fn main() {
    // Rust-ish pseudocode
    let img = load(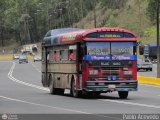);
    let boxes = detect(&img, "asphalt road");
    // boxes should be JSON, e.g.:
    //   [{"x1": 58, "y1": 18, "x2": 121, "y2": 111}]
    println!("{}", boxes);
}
[
  {"x1": 0, "y1": 60, "x2": 160, "y2": 119},
  {"x1": 138, "y1": 63, "x2": 157, "y2": 77}
]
